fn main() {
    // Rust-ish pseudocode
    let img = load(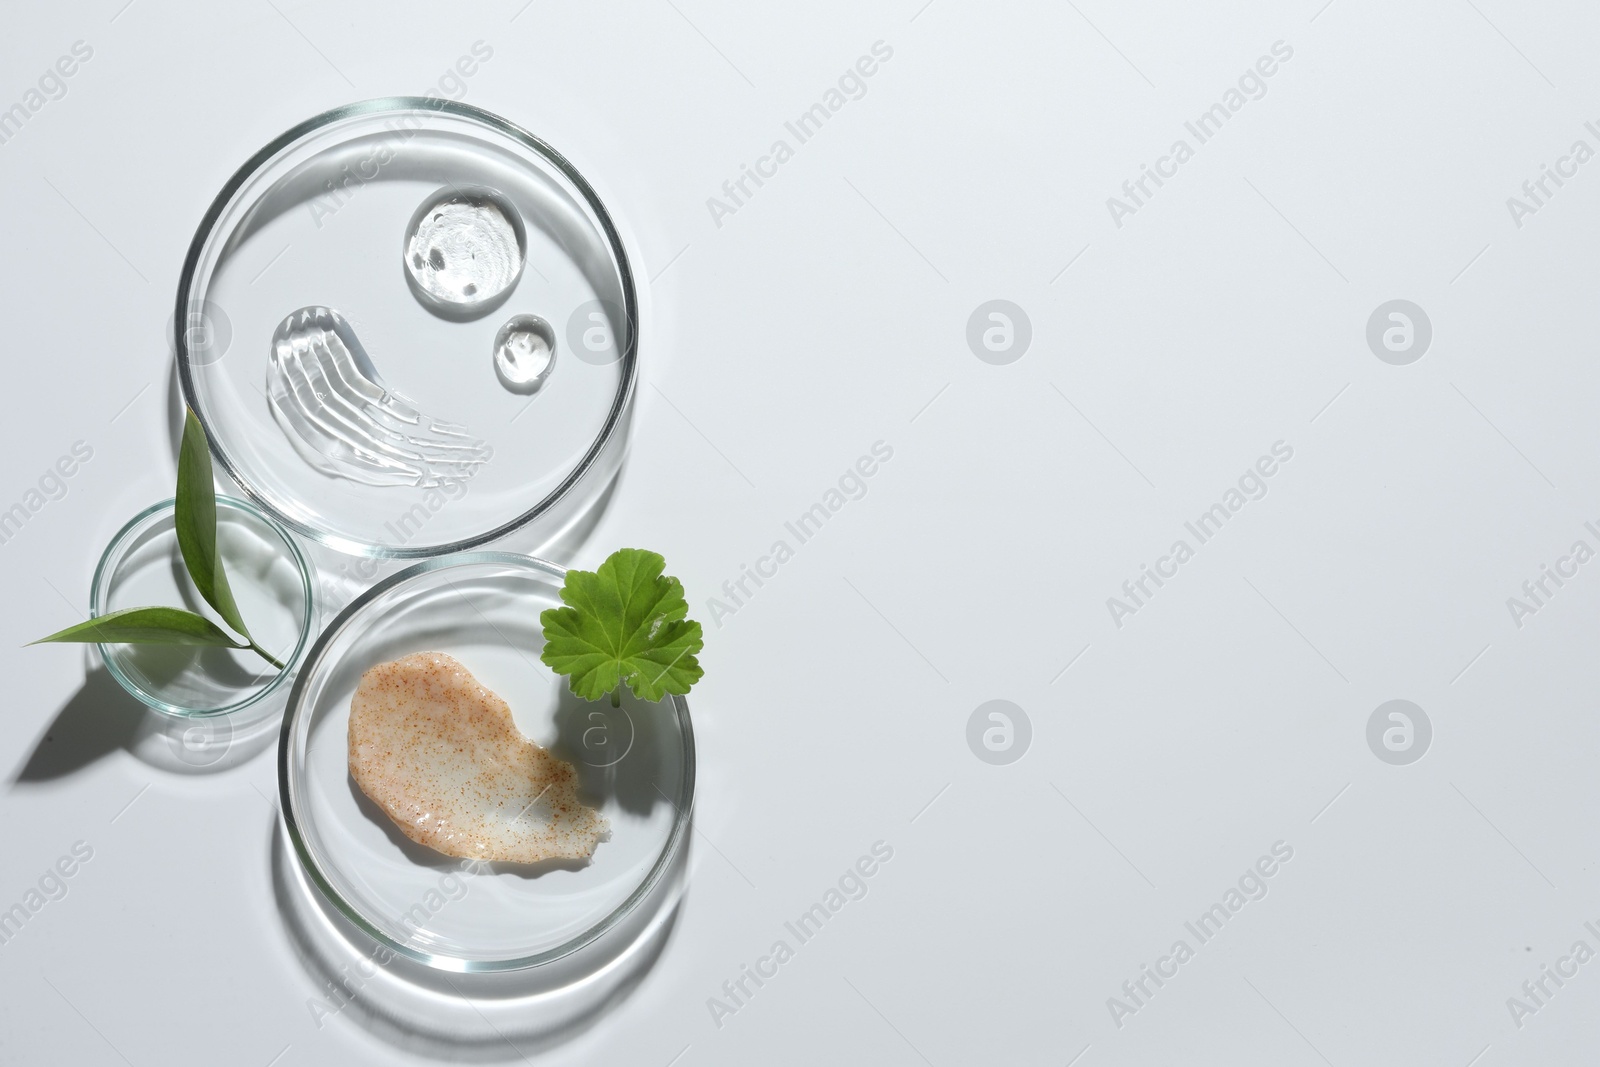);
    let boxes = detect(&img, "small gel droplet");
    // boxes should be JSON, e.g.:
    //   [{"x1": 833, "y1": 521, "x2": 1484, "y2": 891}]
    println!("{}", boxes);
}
[{"x1": 493, "y1": 314, "x2": 557, "y2": 394}]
